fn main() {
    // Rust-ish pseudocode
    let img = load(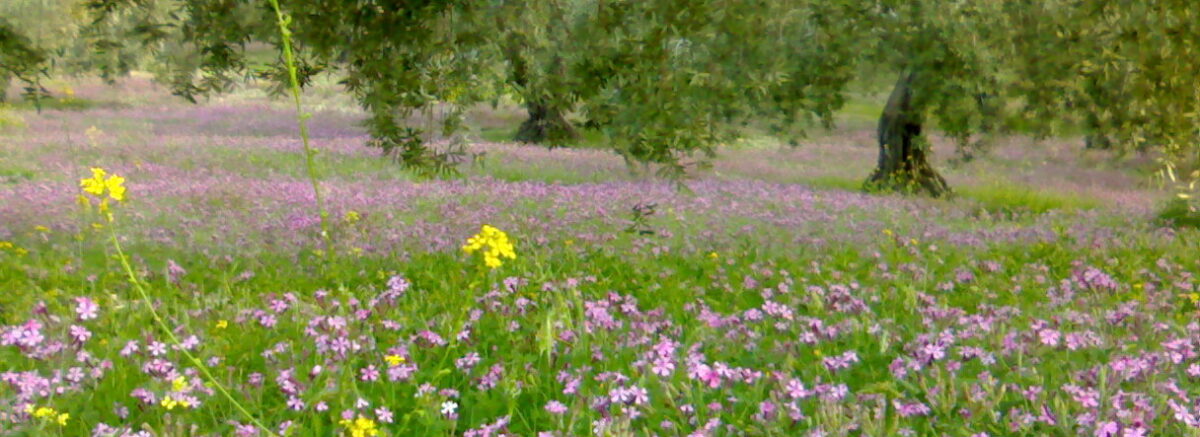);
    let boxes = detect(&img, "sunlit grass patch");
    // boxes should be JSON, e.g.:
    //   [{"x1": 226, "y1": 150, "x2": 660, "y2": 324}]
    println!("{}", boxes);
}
[{"x1": 956, "y1": 181, "x2": 1101, "y2": 216}]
